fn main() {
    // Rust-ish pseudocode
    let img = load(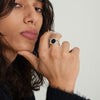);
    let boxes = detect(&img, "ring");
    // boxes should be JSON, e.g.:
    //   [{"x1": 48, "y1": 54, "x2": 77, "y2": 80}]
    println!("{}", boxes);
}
[{"x1": 49, "y1": 38, "x2": 60, "y2": 45}]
